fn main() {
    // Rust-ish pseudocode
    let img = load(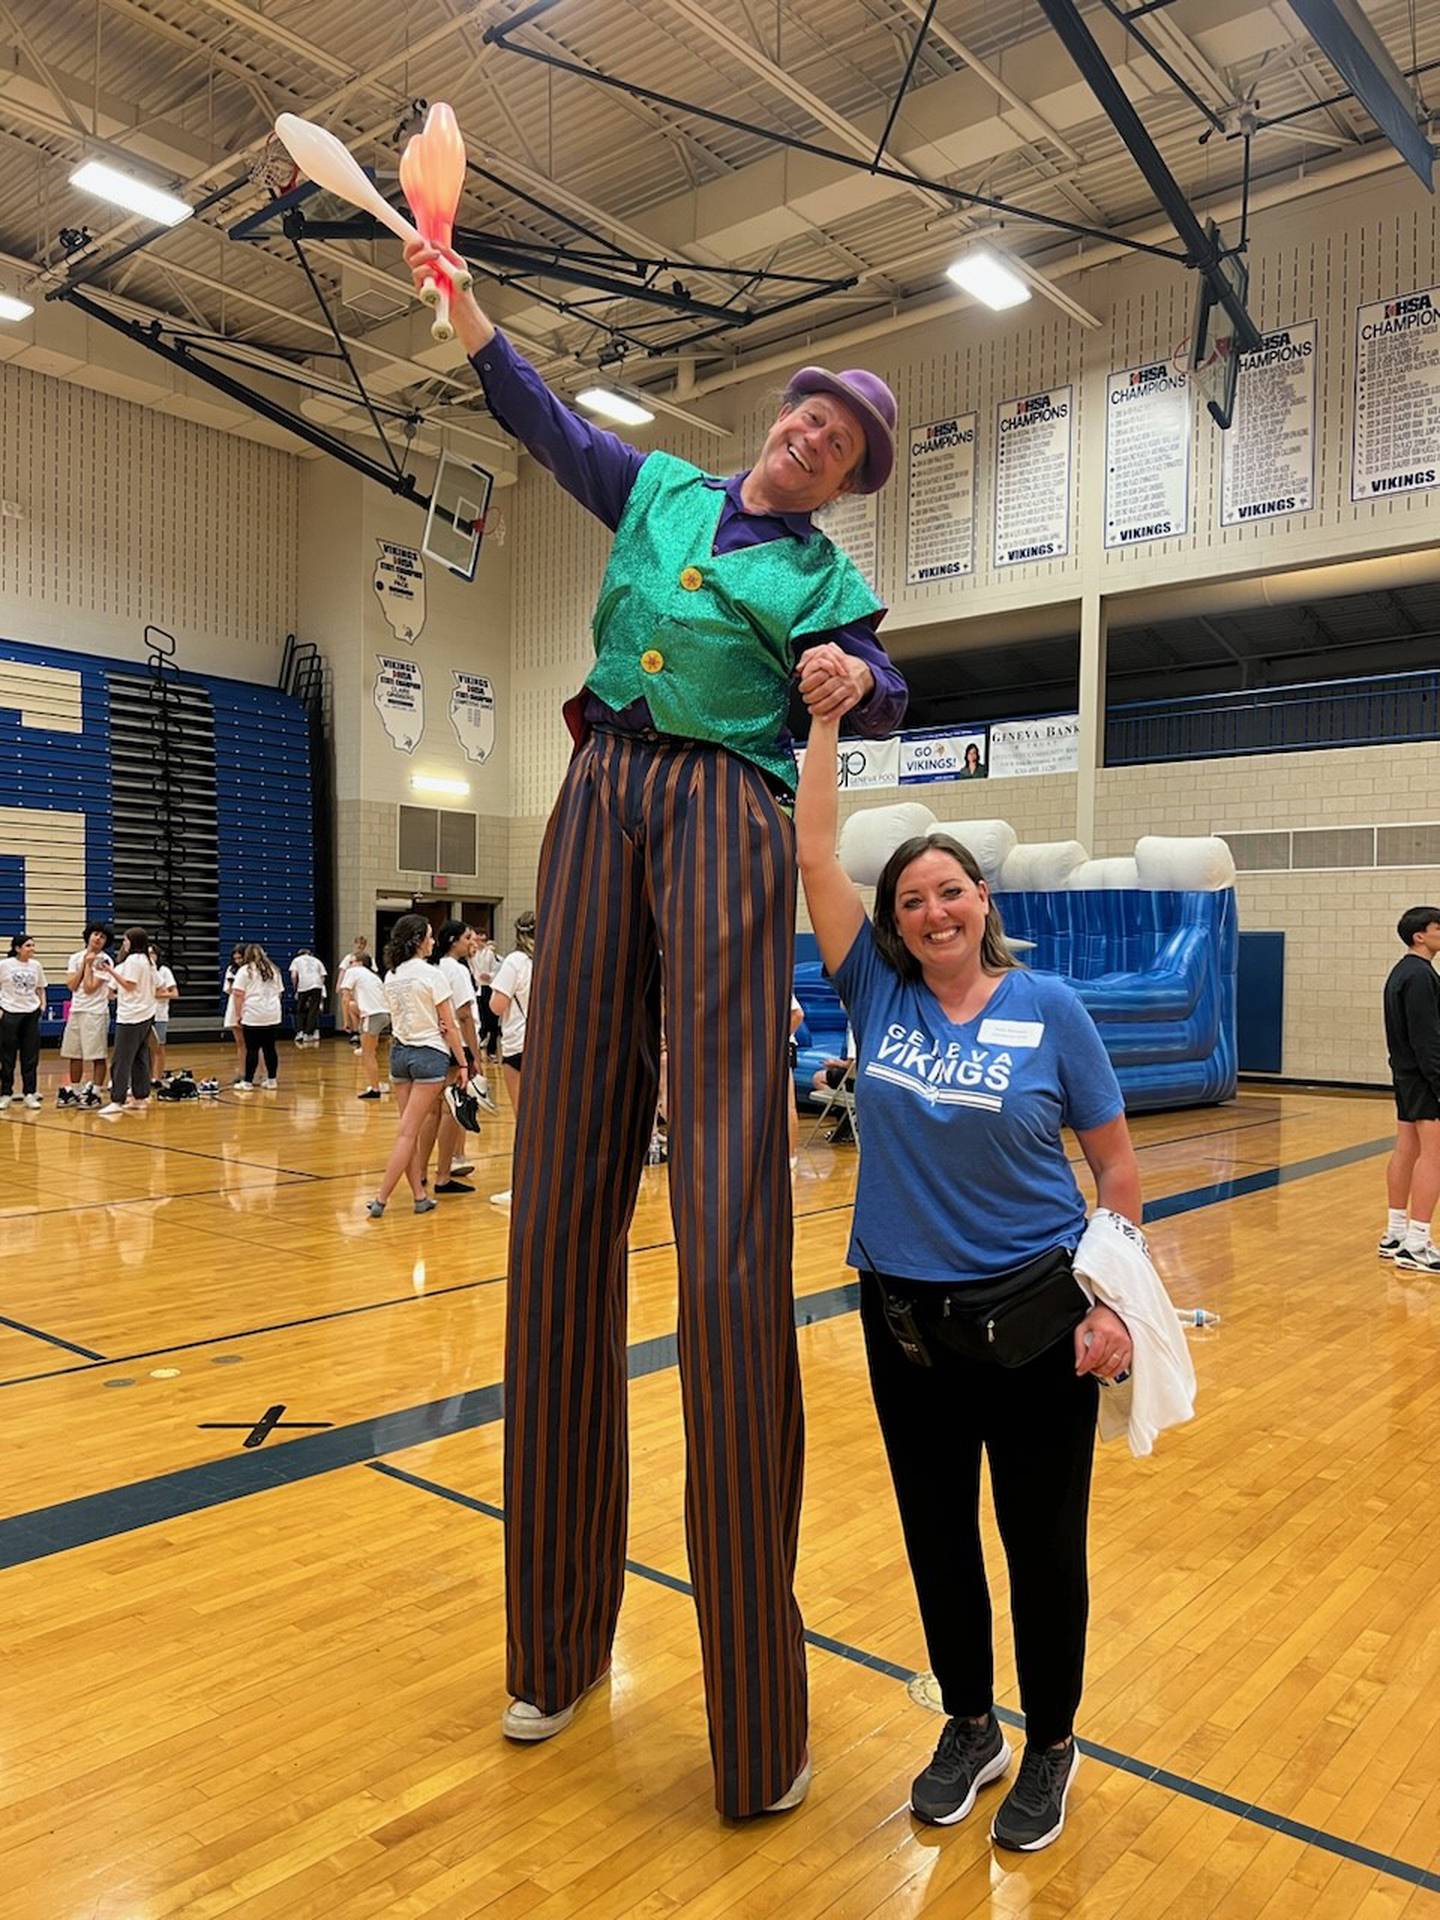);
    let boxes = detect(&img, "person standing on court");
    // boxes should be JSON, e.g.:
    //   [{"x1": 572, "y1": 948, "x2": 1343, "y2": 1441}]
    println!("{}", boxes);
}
[
  {"x1": 289, "y1": 945, "x2": 327, "y2": 1049},
  {"x1": 0, "y1": 934, "x2": 47, "y2": 1110},
  {"x1": 1380, "y1": 906, "x2": 1440, "y2": 1273},
  {"x1": 486, "y1": 910, "x2": 535, "y2": 1211},
  {"x1": 58, "y1": 923, "x2": 111, "y2": 1106},
  {"x1": 231, "y1": 944, "x2": 284, "y2": 1091},
  {"x1": 470, "y1": 929, "x2": 502, "y2": 1062},
  {"x1": 403, "y1": 238, "x2": 904, "y2": 1818},
  {"x1": 795, "y1": 701, "x2": 1140, "y2": 1851},
  {"x1": 98, "y1": 927, "x2": 157, "y2": 1115}
]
